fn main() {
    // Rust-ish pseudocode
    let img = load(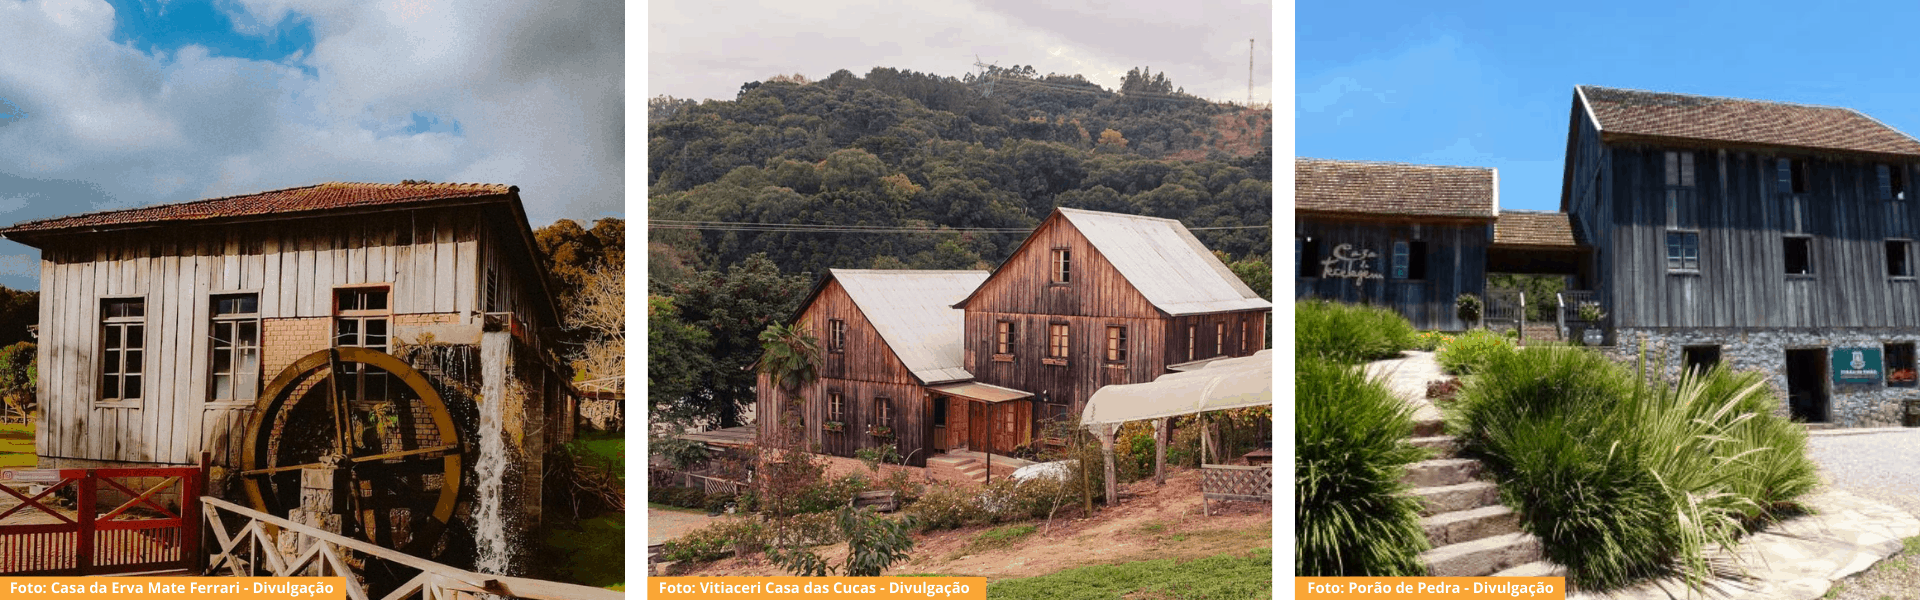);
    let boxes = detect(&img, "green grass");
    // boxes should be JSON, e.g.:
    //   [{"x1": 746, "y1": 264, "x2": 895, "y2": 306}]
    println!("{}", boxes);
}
[
  {"x1": 0, "y1": 422, "x2": 32, "y2": 468},
  {"x1": 1296, "y1": 300, "x2": 1416, "y2": 364},
  {"x1": 1295, "y1": 355, "x2": 1428, "y2": 576},
  {"x1": 573, "y1": 429, "x2": 624, "y2": 471},
  {"x1": 535, "y1": 513, "x2": 624, "y2": 590},
  {"x1": 985, "y1": 549, "x2": 1271, "y2": 600}
]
